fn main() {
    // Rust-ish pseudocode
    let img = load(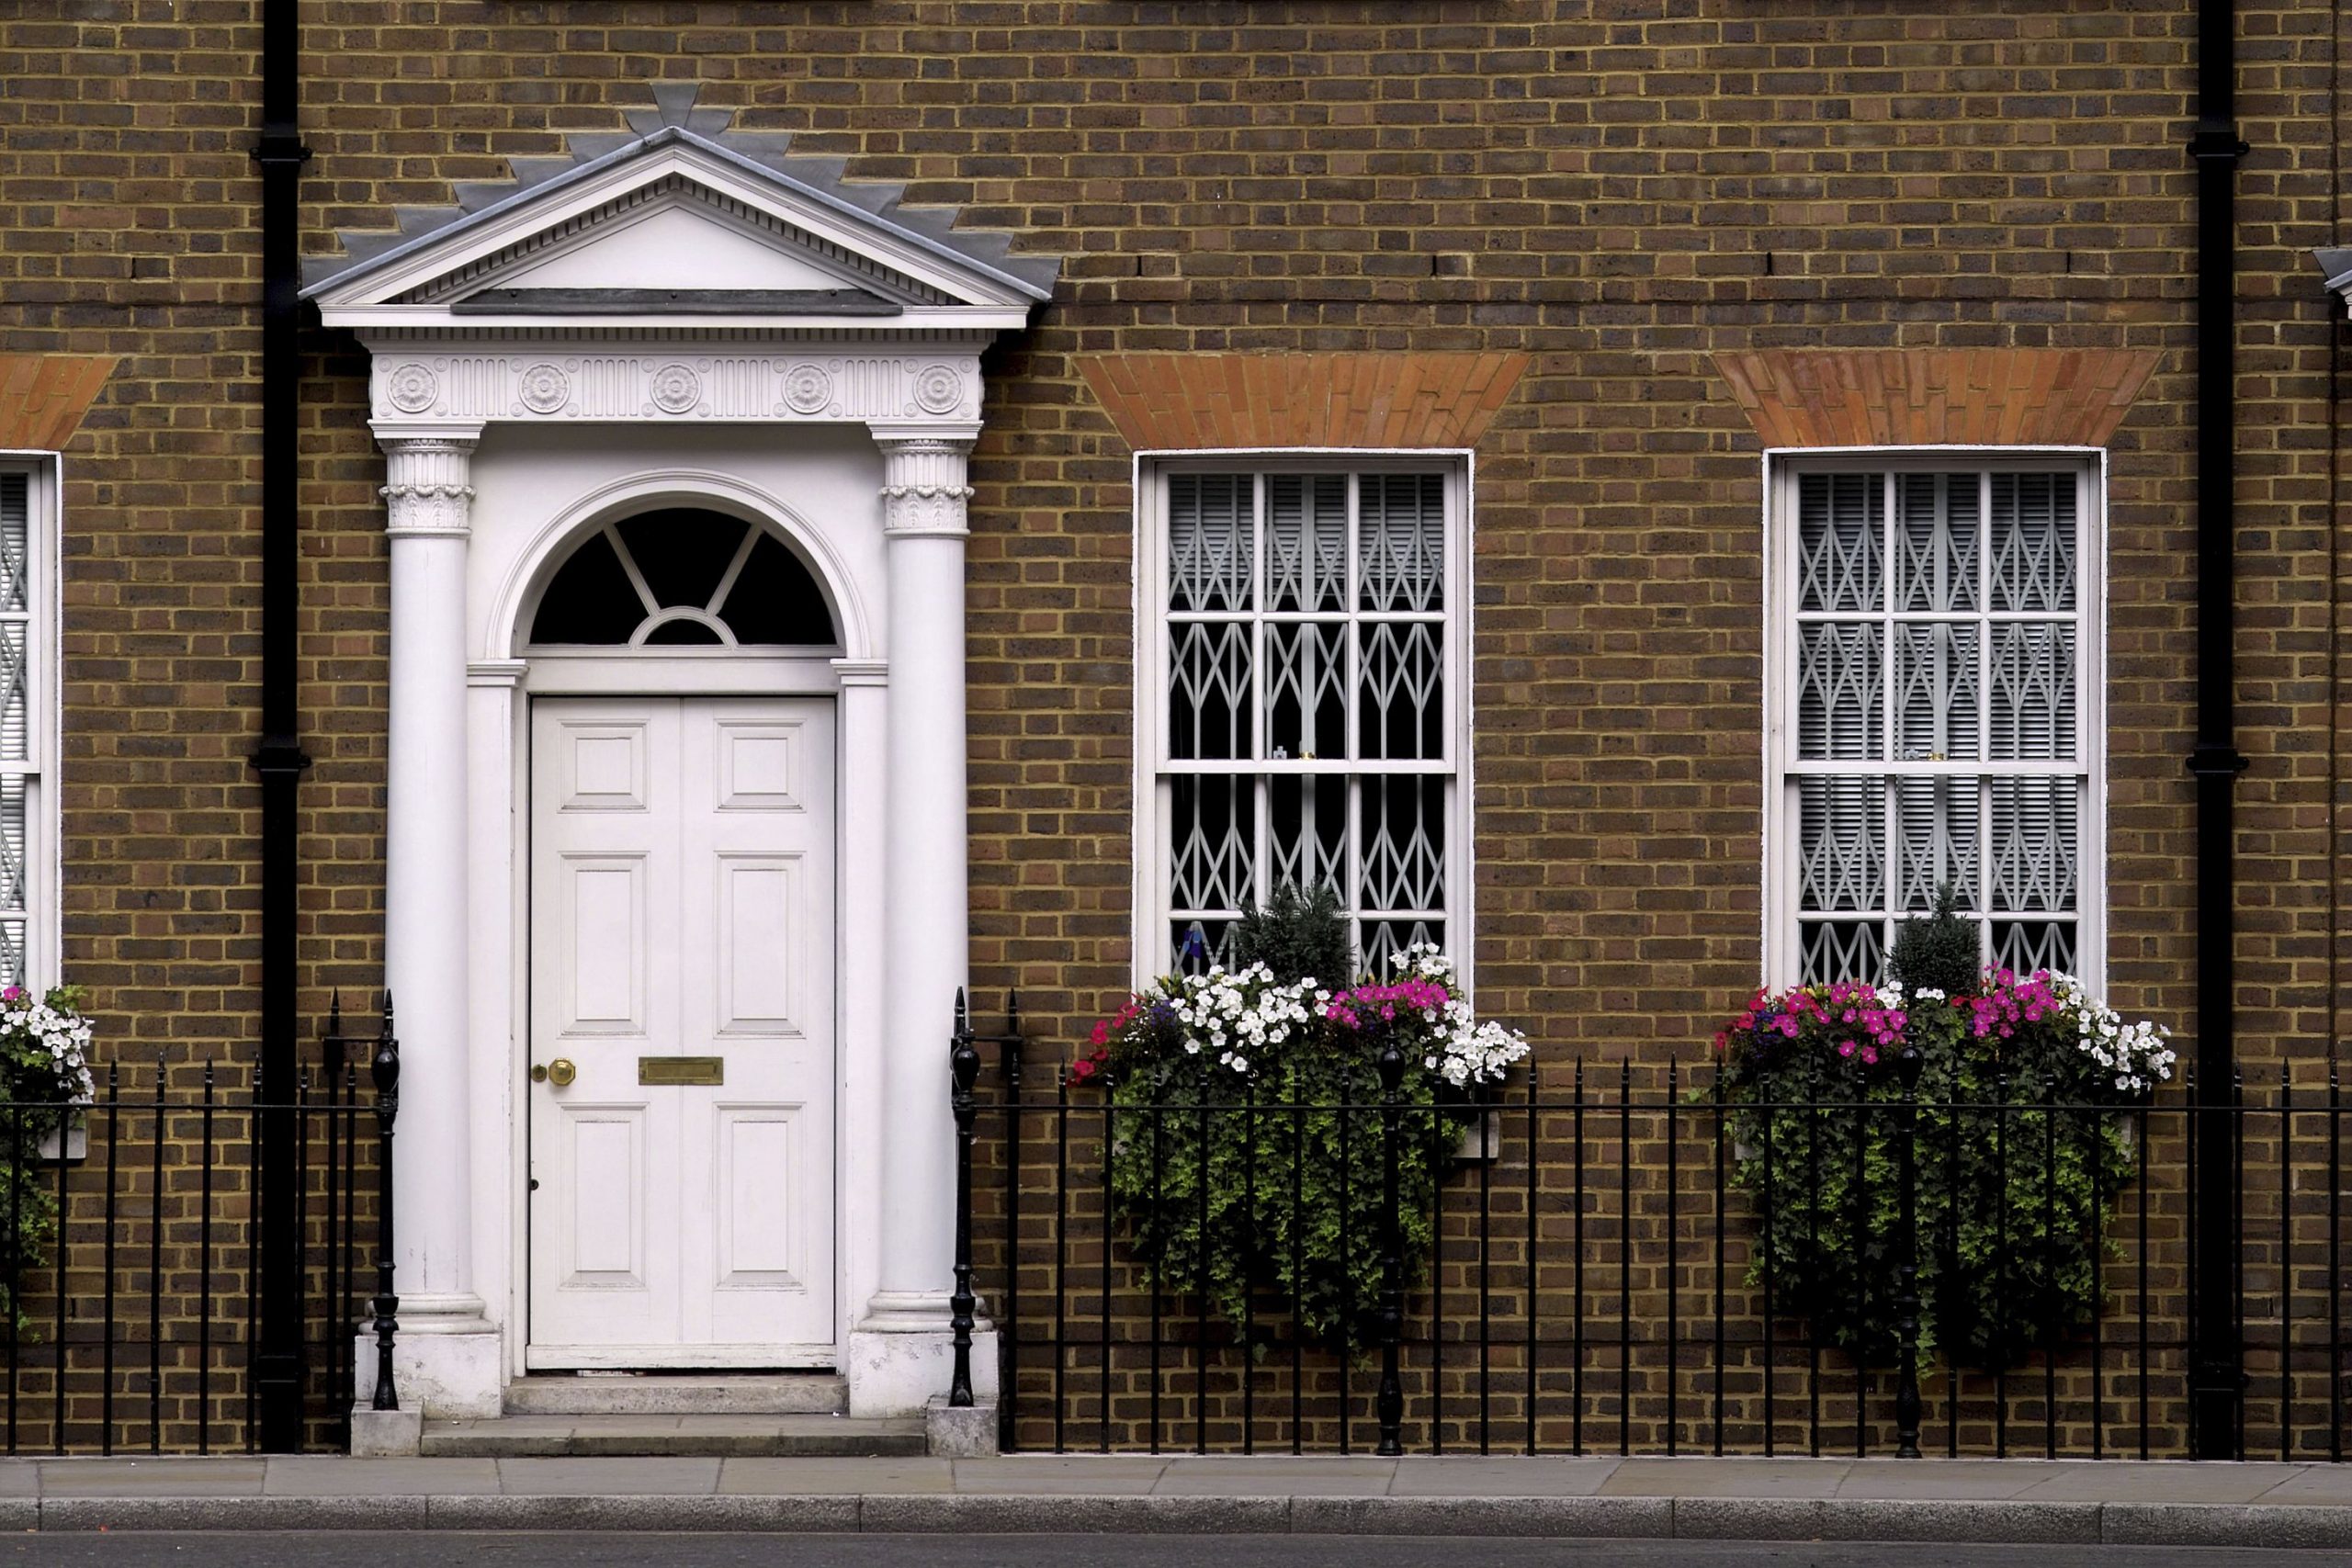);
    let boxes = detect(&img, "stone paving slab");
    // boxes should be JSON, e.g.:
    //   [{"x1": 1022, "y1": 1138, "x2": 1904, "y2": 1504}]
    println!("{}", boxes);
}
[
  {"x1": 716, "y1": 1457, "x2": 954, "y2": 1495},
  {"x1": 262, "y1": 1457, "x2": 503, "y2": 1496},
  {"x1": 1602, "y1": 1456, "x2": 1849, "y2": 1497}
]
